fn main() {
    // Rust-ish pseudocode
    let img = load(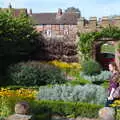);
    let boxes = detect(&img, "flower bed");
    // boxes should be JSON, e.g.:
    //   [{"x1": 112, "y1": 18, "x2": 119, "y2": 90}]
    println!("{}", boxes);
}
[
  {"x1": 0, "y1": 88, "x2": 37, "y2": 99},
  {"x1": 0, "y1": 88, "x2": 37, "y2": 117}
]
